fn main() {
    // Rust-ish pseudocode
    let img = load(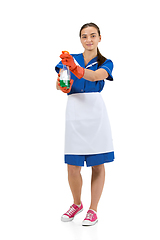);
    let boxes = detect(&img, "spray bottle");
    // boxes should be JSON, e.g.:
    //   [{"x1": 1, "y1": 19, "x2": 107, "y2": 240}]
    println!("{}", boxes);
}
[{"x1": 60, "y1": 51, "x2": 71, "y2": 89}]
